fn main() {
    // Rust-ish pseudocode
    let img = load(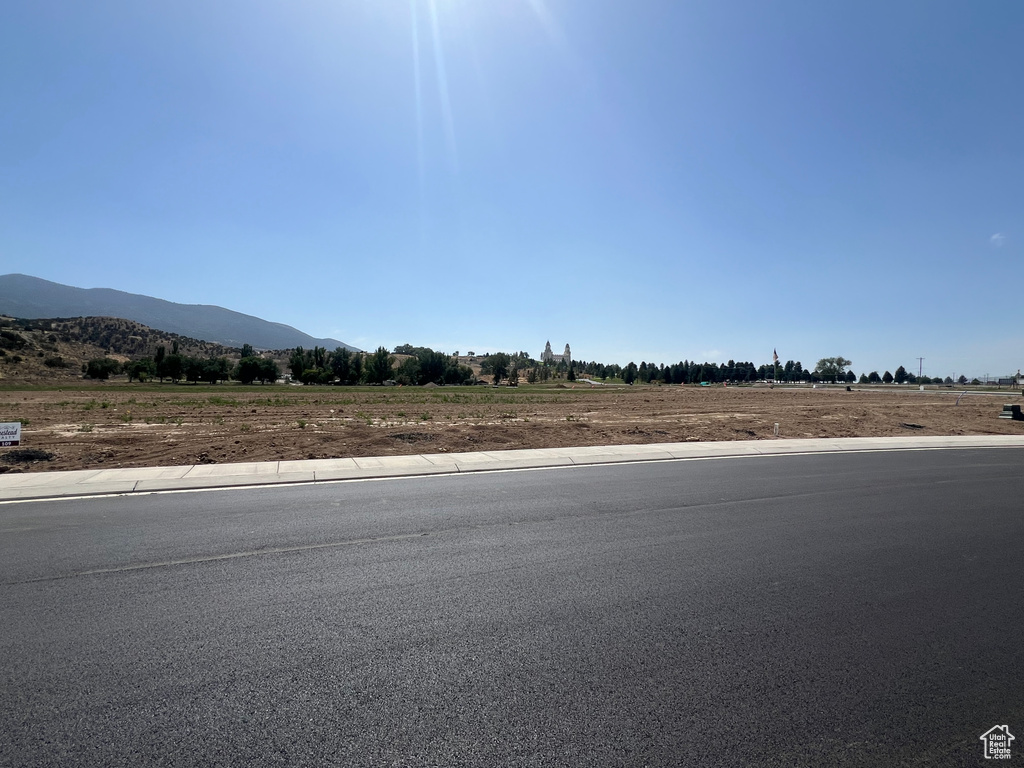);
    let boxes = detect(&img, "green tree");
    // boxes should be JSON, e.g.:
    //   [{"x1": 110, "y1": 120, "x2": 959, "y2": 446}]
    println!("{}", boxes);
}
[
  {"x1": 623, "y1": 362, "x2": 638, "y2": 385},
  {"x1": 203, "y1": 357, "x2": 231, "y2": 384},
  {"x1": 416, "y1": 349, "x2": 449, "y2": 385},
  {"x1": 365, "y1": 346, "x2": 394, "y2": 384},
  {"x1": 126, "y1": 358, "x2": 156, "y2": 382},
  {"x1": 85, "y1": 358, "x2": 121, "y2": 380},
  {"x1": 894, "y1": 365, "x2": 909, "y2": 384},
  {"x1": 442, "y1": 360, "x2": 474, "y2": 385},
  {"x1": 154, "y1": 345, "x2": 167, "y2": 382},
  {"x1": 312, "y1": 346, "x2": 327, "y2": 369},
  {"x1": 883, "y1": 370, "x2": 894, "y2": 384},
  {"x1": 486, "y1": 352, "x2": 511, "y2": 385},
  {"x1": 289, "y1": 347, "x2": 307, "y2": 379},
  {"x1": 160, "y1": 353, "x2": 184, "y2": 382},
  {"x1": 183, "y1": 357, "x2": 205, "y2": 383},
  {"x1": 241, "y1": 343, "x2": 255, "y2": 358},
  {"x1": 235, "y1": 356, "x2": 264, "y2": 384},
  {"x1": 814, "y1": 357, "x2": 852, "y2": 383},
  {"x1": 258, "y1": 358, "x2": 279, "y2": 383},
  {"x1": 395, "y1": 356, "x2": 420, "y2": 386},
  {"x1": 330, "y1": 348, "x2": 351, "y2": 383}
]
